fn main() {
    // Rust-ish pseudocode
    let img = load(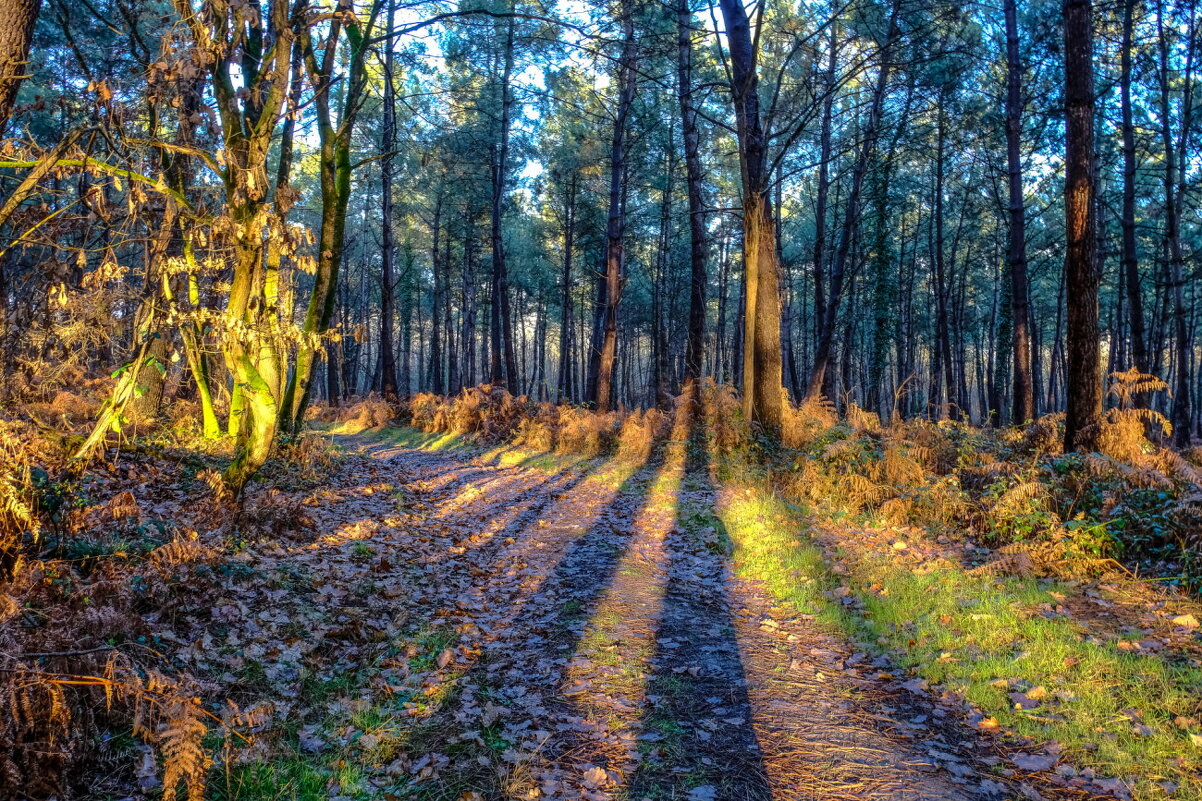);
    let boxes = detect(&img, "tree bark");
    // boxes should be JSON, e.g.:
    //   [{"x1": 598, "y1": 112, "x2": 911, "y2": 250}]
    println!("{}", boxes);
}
[
  {"x1": 1063, "y1": 0, "x2": 1102, "y2": 452},
  {"x1": 594, "y1": 4, "x2": 637, "y2": 413},
  {"x1": 1119, "y1": 0, "x2": 1148, "y2": 379},
  {"x1": 1005, "y1": 0, "x2": 1035, "y2": 424},
  {"x1": 719, "y1": 0, "x2": 783, "y2": 434},
  {"x1": 678, "y1": 0, "x2": 708, "y2": 403},
  {"x1": 0, "y1": 0, "x2": 40, "y2": 138}
]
